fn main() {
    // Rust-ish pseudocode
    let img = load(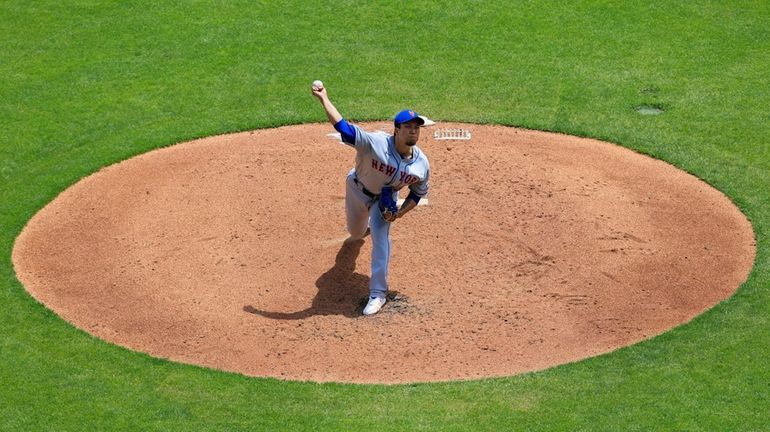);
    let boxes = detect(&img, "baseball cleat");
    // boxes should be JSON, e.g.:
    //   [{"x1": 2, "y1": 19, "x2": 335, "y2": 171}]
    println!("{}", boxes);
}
[{"x1": 363, "y1": 296, "x2": 386, "y2": 315}]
